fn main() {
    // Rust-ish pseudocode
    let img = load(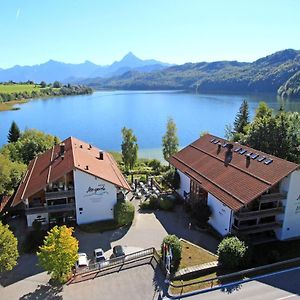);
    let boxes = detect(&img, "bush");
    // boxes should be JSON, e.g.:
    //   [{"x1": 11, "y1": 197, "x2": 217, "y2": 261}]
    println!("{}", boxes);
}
[
  {"x1": 162, "y1": 168, "x2": 180, "y2": 190},
  {"x1": 148, "y1": 159, "x2": 162, "y2": 174},
  {"x1": 217, "y1": 236, "x2": 248, "y2": 269},
  {"x1": 114, "y1": 201, "x2": 135, "y2": 226},
  {"x1": 139, "y1": 175, "x2": 147, "y2": 183},
  {"x1": 149, "y1": 194, "x2": 159, "y2": 208},
  {"x1": 159, "y1": 197, "x2": 175, "y2": 211},
  {"x1": 161, "y1": 235, "x2": 182, "y2": 271}
]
